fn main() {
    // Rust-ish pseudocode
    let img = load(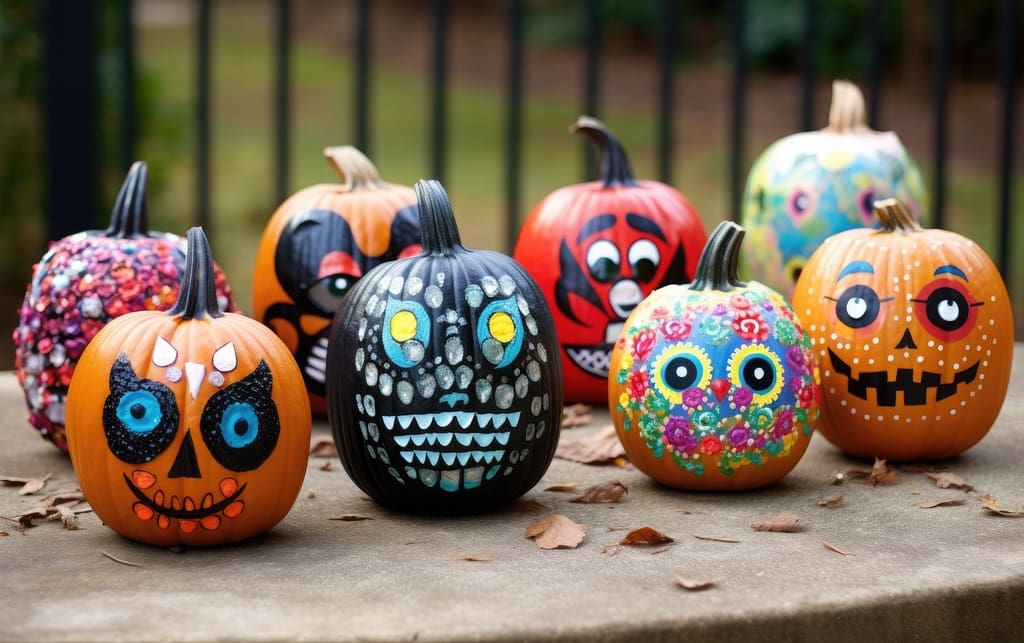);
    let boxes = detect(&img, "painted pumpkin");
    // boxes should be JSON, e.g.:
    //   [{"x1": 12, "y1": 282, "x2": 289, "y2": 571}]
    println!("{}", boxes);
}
[
  {"x1": 327, "y1": 179, "x2": 563, "y2": 515},
  {"x1": 610, "y1": 221, "x2": 820, "y2": 490},
  {"x1": 65, "y1": 227, "x2": 311, "y2": 547},
  {"x1": 792, "y1": 199, "x2": 1013, "y2": 460},
  {"x1": 13, "y1": 162, "x2": 235, "y2": 452},
  {"x1": 514, "y1": 116, "x2": 707, "y2": 404},
  {"x1": 741, "y1": 80, "x2": 928, "y2": 298},
  {"x1": 253, "y1": 146, "x2": 422, "y2": 415}
]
